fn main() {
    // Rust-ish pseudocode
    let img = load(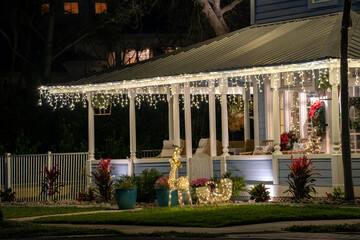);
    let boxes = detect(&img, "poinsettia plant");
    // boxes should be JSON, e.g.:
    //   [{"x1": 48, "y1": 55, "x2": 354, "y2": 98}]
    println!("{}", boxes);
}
[
  {"x1": 154, "y1": 176, "x2": 169, "y2": 189},
  {"x1": 280, "y1": 131, "x2": 298, "y2": 151},
  {"x1": 309, "y1": 100, "x2": 326, "y2": 138}
]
